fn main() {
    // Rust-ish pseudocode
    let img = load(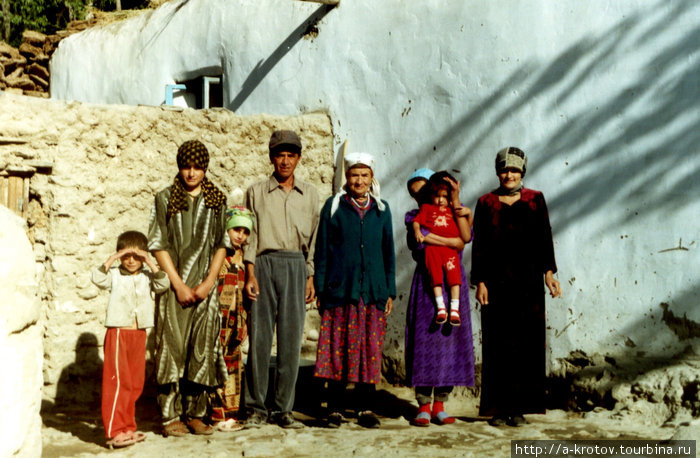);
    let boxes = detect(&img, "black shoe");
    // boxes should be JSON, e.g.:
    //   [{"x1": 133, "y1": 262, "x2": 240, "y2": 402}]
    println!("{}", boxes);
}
[
  {"x1": 487, "y1": 415, "x2": 508, "y2": 427},
  {"x1": 357, "y1": 411, "x2": 381, "y2": 429},
  {"x1": 507, "y1": 415, "x2": 528, "y2": 427},
  {"x1": 326, "y1": 412, "x2": 343, "y2": 428},
  {"x1": 244, "y1": 411, "x2": 267, "y2": 429},
  {"x1": 275, "y1": 412, "x2": 304, "y2": 429}
]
